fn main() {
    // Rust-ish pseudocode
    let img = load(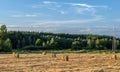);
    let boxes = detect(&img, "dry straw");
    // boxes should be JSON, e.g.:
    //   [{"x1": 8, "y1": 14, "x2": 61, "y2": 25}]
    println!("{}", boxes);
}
[{"x1": 91, "y1": 69, "x2": 104, "y2": 72}]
